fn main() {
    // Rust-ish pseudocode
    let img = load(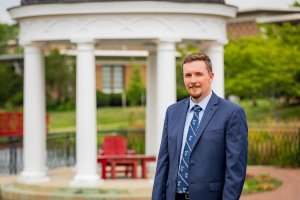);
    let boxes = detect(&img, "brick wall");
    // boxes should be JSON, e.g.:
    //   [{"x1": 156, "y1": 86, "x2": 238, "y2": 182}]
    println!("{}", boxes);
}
[{"x1": 227, "y1": 20, "x2": 260, "y2": 40}]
